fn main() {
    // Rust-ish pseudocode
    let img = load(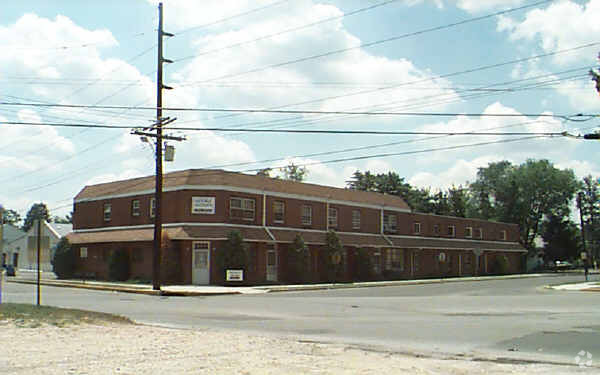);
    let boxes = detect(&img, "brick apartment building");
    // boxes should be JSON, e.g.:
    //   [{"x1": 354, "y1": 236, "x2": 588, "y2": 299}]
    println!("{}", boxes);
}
[{"x1": 67, "y1": 169, "x2": 526, "y2": 285}]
